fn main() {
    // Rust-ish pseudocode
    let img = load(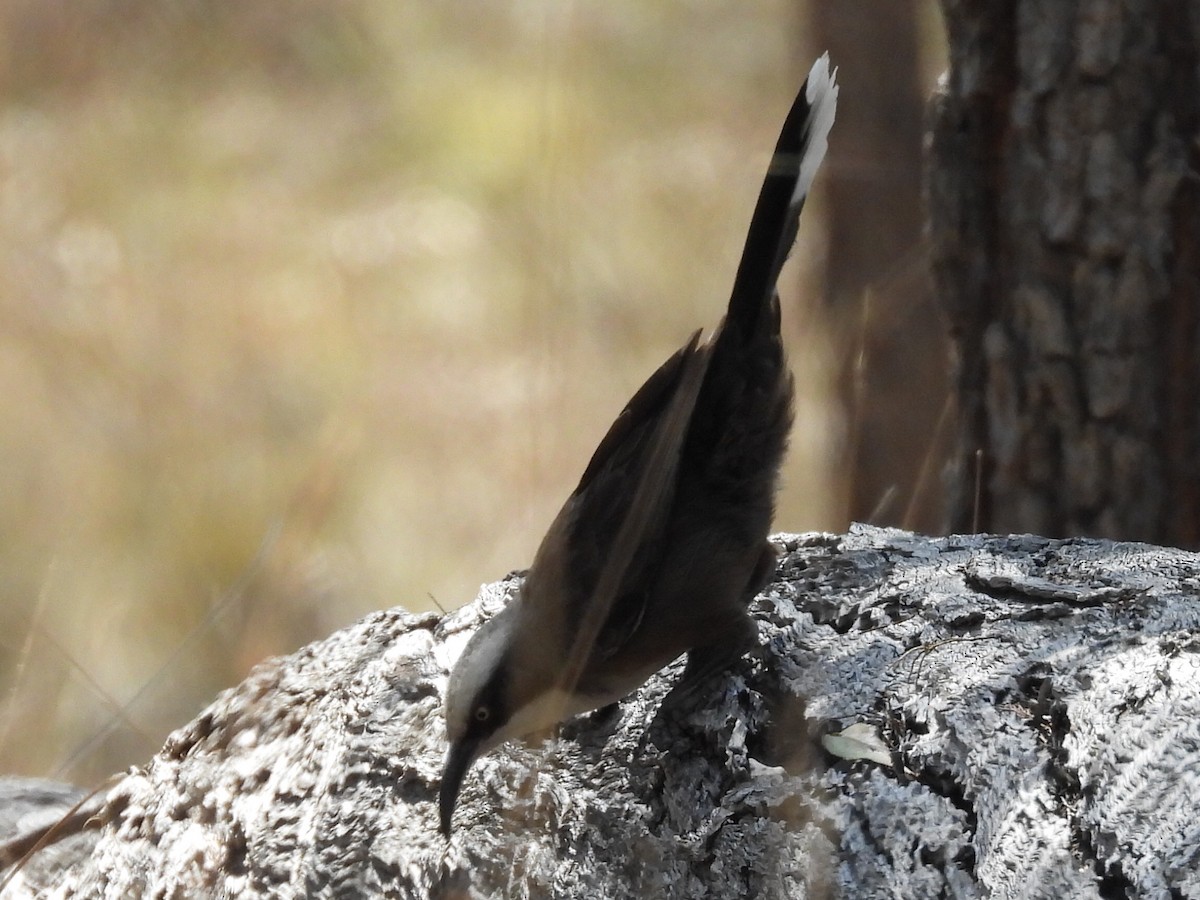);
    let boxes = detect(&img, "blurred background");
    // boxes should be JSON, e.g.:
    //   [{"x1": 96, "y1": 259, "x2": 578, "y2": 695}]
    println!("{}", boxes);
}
[{"x1": 0, "y1": 2, "x2": 946, "y2": 785}]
